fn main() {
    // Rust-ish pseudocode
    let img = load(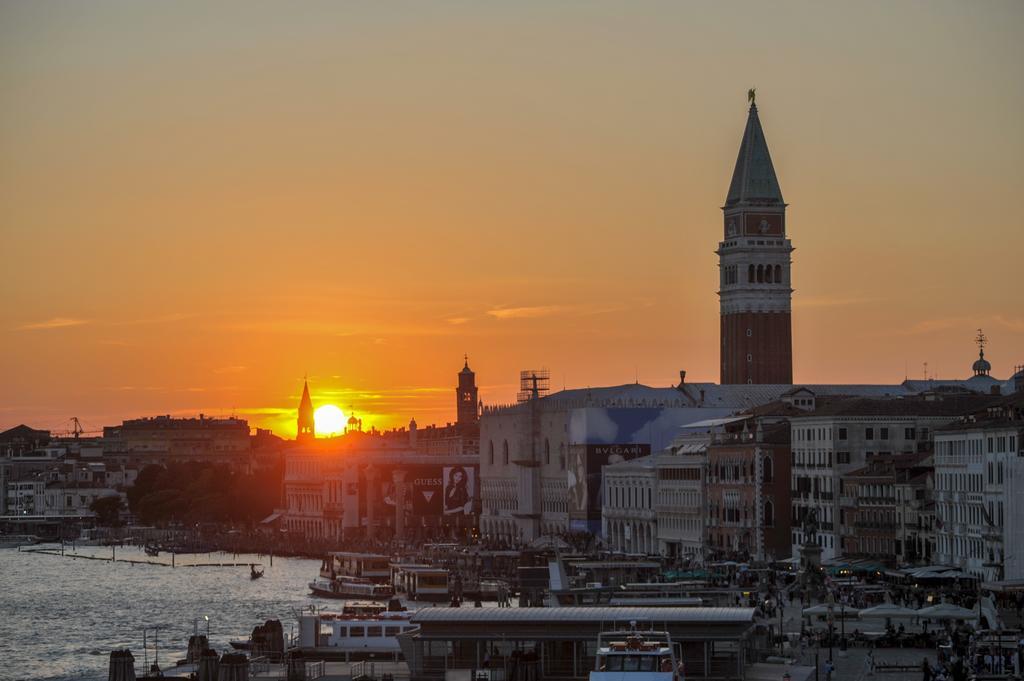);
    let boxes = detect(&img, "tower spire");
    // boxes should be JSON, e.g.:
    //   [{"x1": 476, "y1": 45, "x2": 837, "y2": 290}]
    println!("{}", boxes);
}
[
  {"x1": 297, "y1": 377, "x2": 315, "y2": 441},
  {"x1": 725, "y1": 94, "x2": 784, "y2": 208}
]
